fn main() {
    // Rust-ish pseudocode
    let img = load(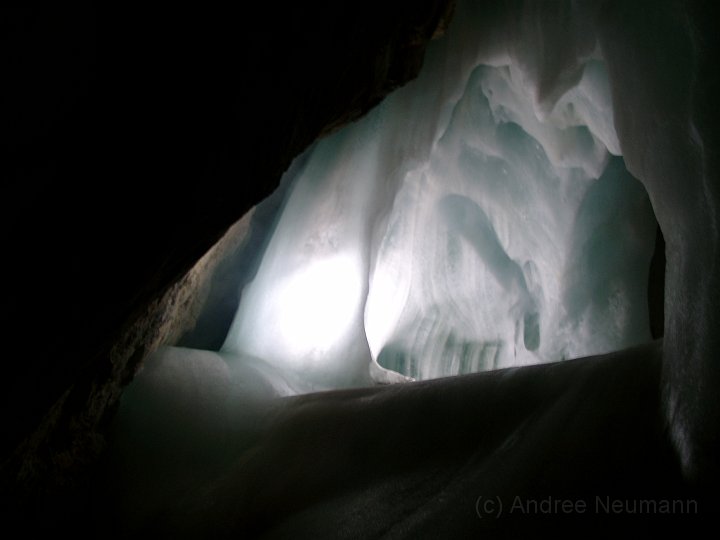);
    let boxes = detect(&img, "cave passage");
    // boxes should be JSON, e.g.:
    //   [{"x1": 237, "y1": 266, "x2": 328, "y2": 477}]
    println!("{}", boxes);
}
[{"x1": 210, "y1": 3, "x2": 657, "y2": 393}]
